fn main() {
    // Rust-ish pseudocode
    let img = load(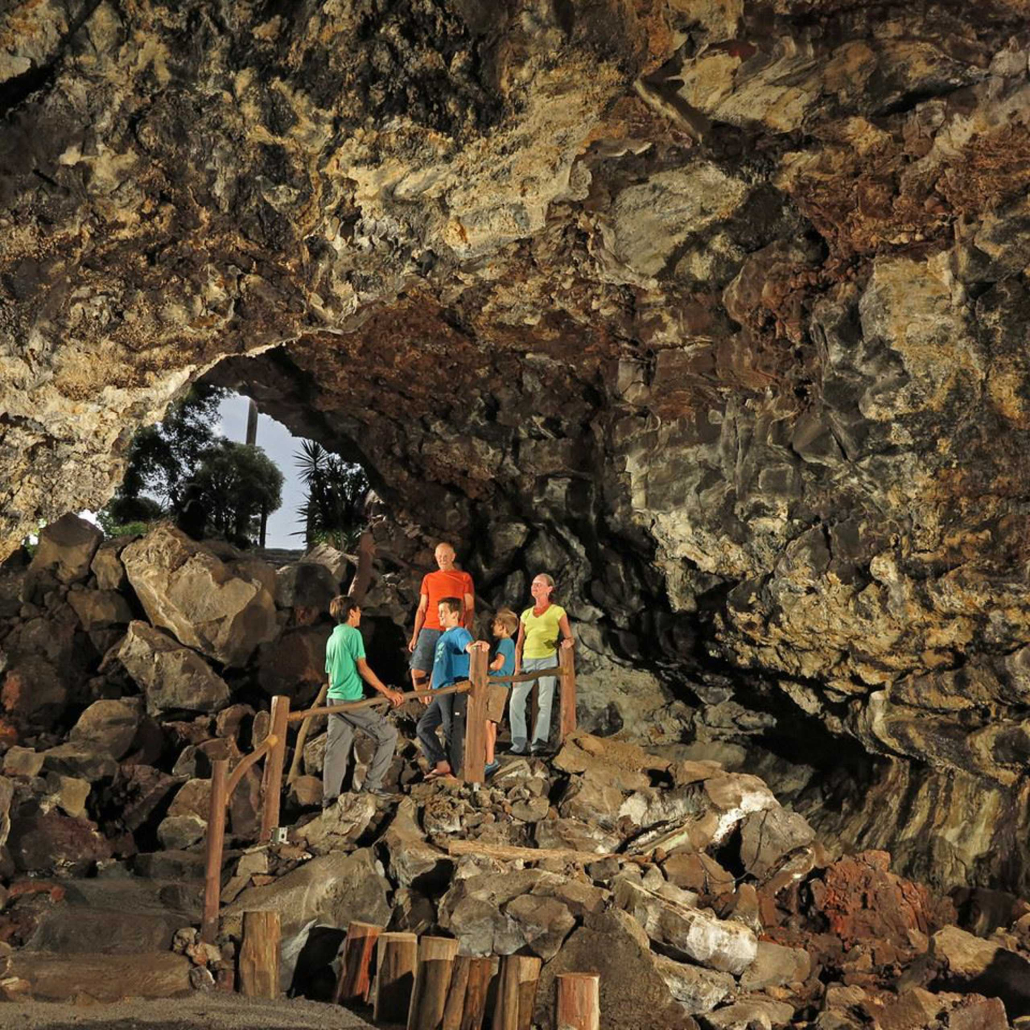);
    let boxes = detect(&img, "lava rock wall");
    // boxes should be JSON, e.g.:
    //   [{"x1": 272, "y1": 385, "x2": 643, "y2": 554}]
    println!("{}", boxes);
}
[{"x1": 5, "y1": 1, "x2": 1030, "y2": 885}]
